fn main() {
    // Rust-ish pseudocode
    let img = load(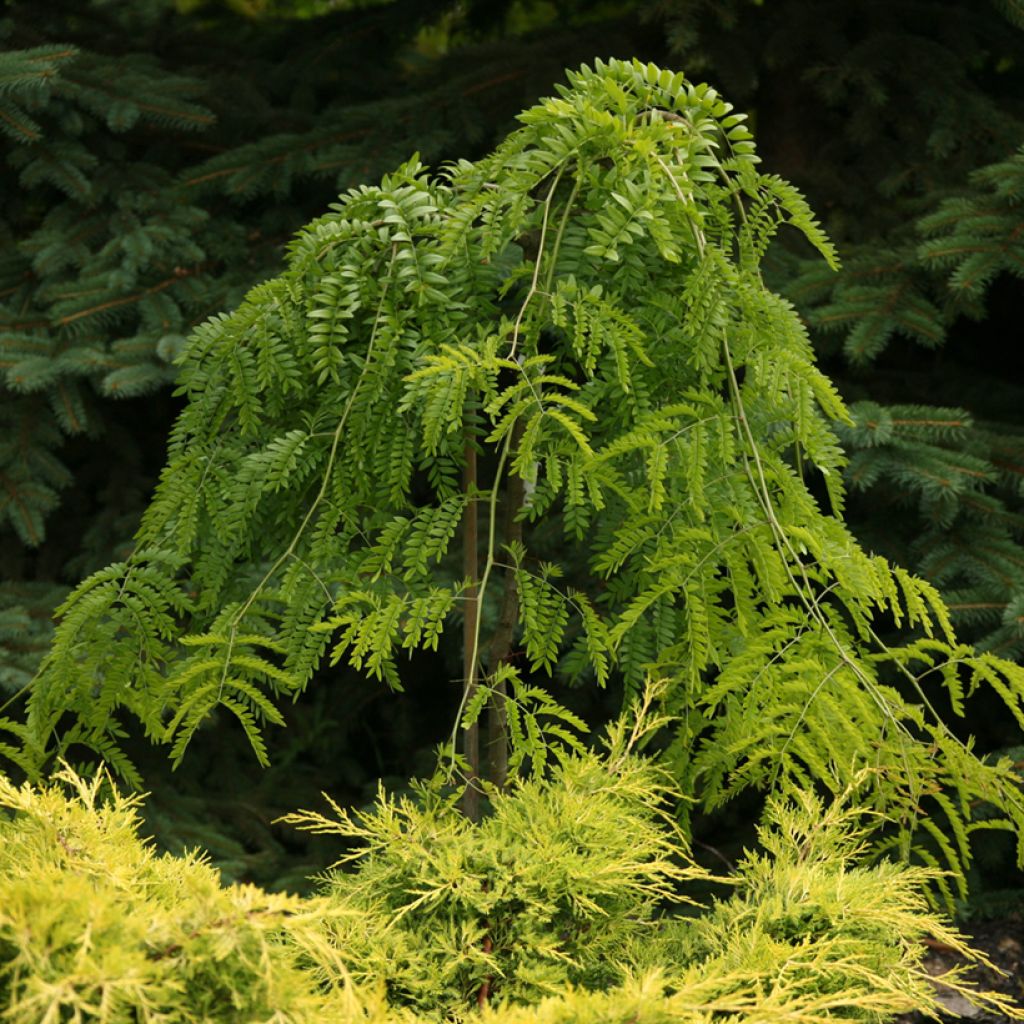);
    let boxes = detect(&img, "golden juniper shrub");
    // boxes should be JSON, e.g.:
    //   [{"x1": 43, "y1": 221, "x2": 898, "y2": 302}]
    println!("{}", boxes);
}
[
  {"x1": 286, "y1": 711, "x2": 707, "y2": 1015},
  {"x1": 0, "y1": 754, "x2": 1018, "y2": 1023},
  {"x1": 286, "y1": 712, "x2": 1019, "y2": 1023},
  {"x1": 0, "y1": 766, "x2": 362, "y2": 1023},
  {"x1": 658, "y1": 781, "x2": 1019, "y2": 1024}
]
